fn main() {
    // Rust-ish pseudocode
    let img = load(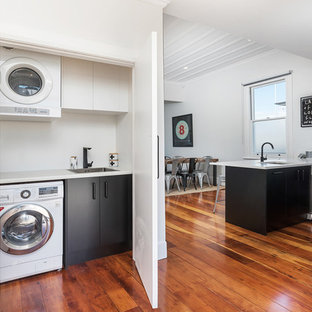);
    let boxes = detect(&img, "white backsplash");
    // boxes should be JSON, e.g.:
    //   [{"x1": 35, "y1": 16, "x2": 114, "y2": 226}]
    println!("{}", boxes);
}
[{"x1": 0, "y1": 112, "x2": 117, "y2": 172}]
